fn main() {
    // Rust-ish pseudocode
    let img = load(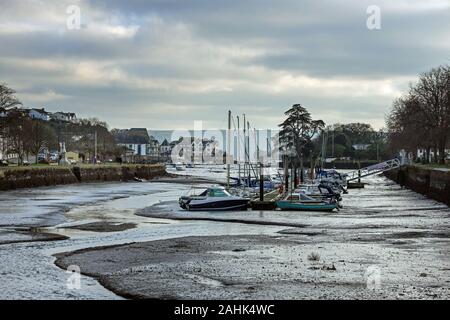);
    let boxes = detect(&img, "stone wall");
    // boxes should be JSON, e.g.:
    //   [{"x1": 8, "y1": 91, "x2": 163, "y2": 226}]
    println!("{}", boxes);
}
[
  {"x1": 0, "y1": 164, "x2": 166, "y2": 191},
  {"x1": 384, "y1": 166, "x2": 450, "y2": 206},
  {"x1": 0, "y1": 167, "x2": 78, "y2": 190}
]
